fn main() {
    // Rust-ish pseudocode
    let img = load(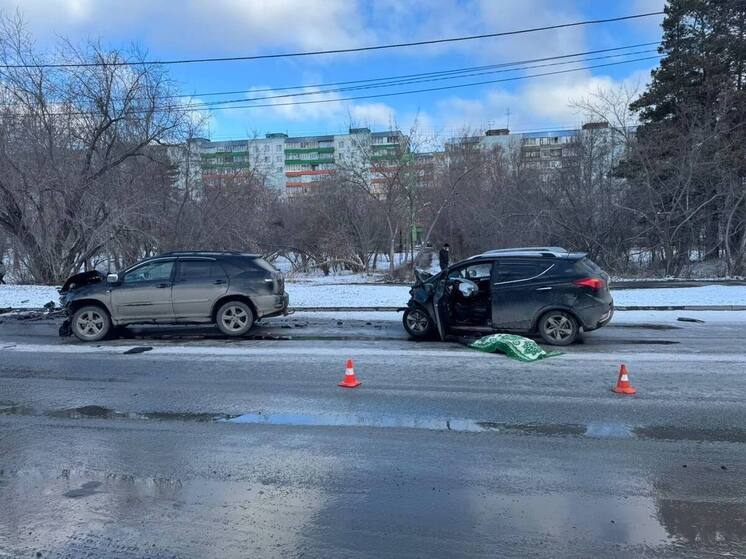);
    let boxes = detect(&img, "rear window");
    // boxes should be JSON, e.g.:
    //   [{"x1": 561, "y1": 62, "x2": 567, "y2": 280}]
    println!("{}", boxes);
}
[
  {"x1": 221, "y1": 256, "x2": 277, "y2": 275},
  {"x1": 252, "y1": 258, "x2": 277, "y2": 273},
  {"x1": 575, "y1": 257, "x2": 603, "y2": 275}
]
